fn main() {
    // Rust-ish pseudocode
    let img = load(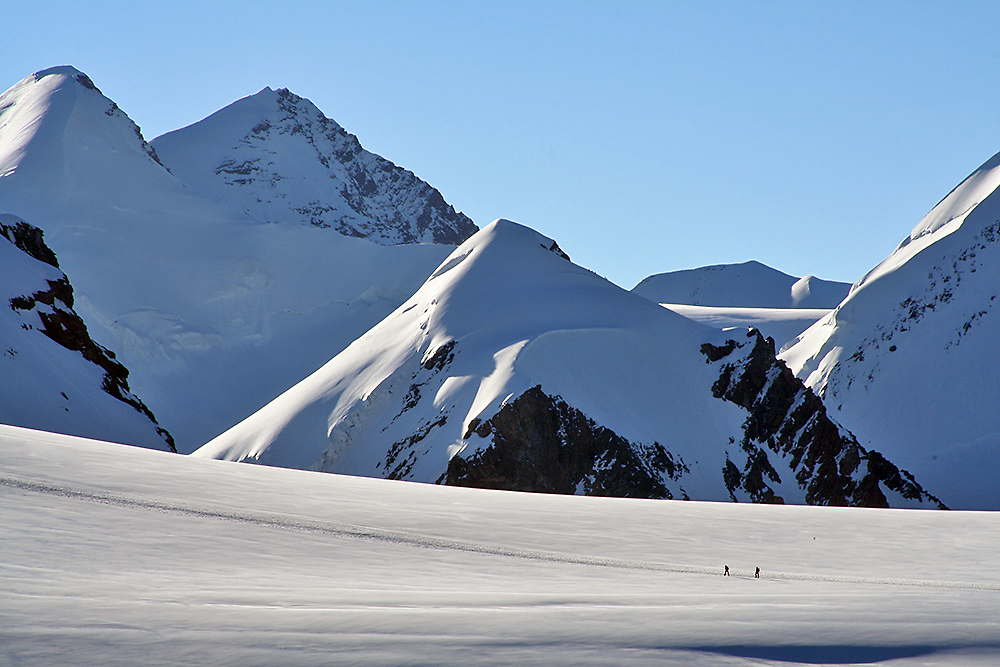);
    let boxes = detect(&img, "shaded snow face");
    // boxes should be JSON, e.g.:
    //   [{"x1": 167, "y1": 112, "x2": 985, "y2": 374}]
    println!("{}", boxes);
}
[
  {"x1": 781, "y1": 149, "x2": 1000, "y2": 510},
  {"x1": 195, "y1": 220, "x2": 939, "y2": 507},
  {"x1": 0, "y1": 215, "x2": 173, "y2": 450},
  {"x1": 151, "y1": 87, "x2": 477, "y2": 245},
  {"x1": 0, "y1": 67, "x2": 456, "y2": 451}
]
